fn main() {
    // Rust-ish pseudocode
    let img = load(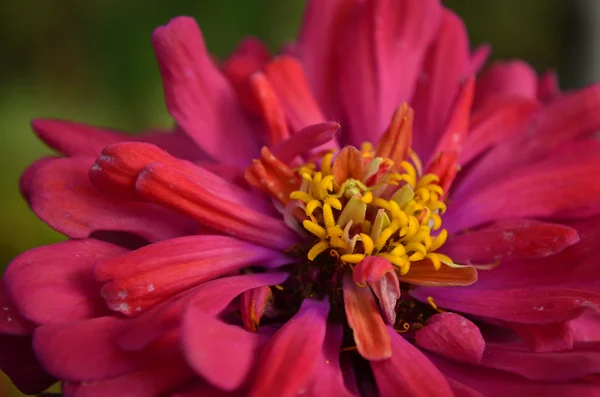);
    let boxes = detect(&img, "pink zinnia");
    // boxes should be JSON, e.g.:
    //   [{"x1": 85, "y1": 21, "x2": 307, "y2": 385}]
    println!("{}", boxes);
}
[{"x1": 3, "y1": 1, "x2": 600, "y2": 396}]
